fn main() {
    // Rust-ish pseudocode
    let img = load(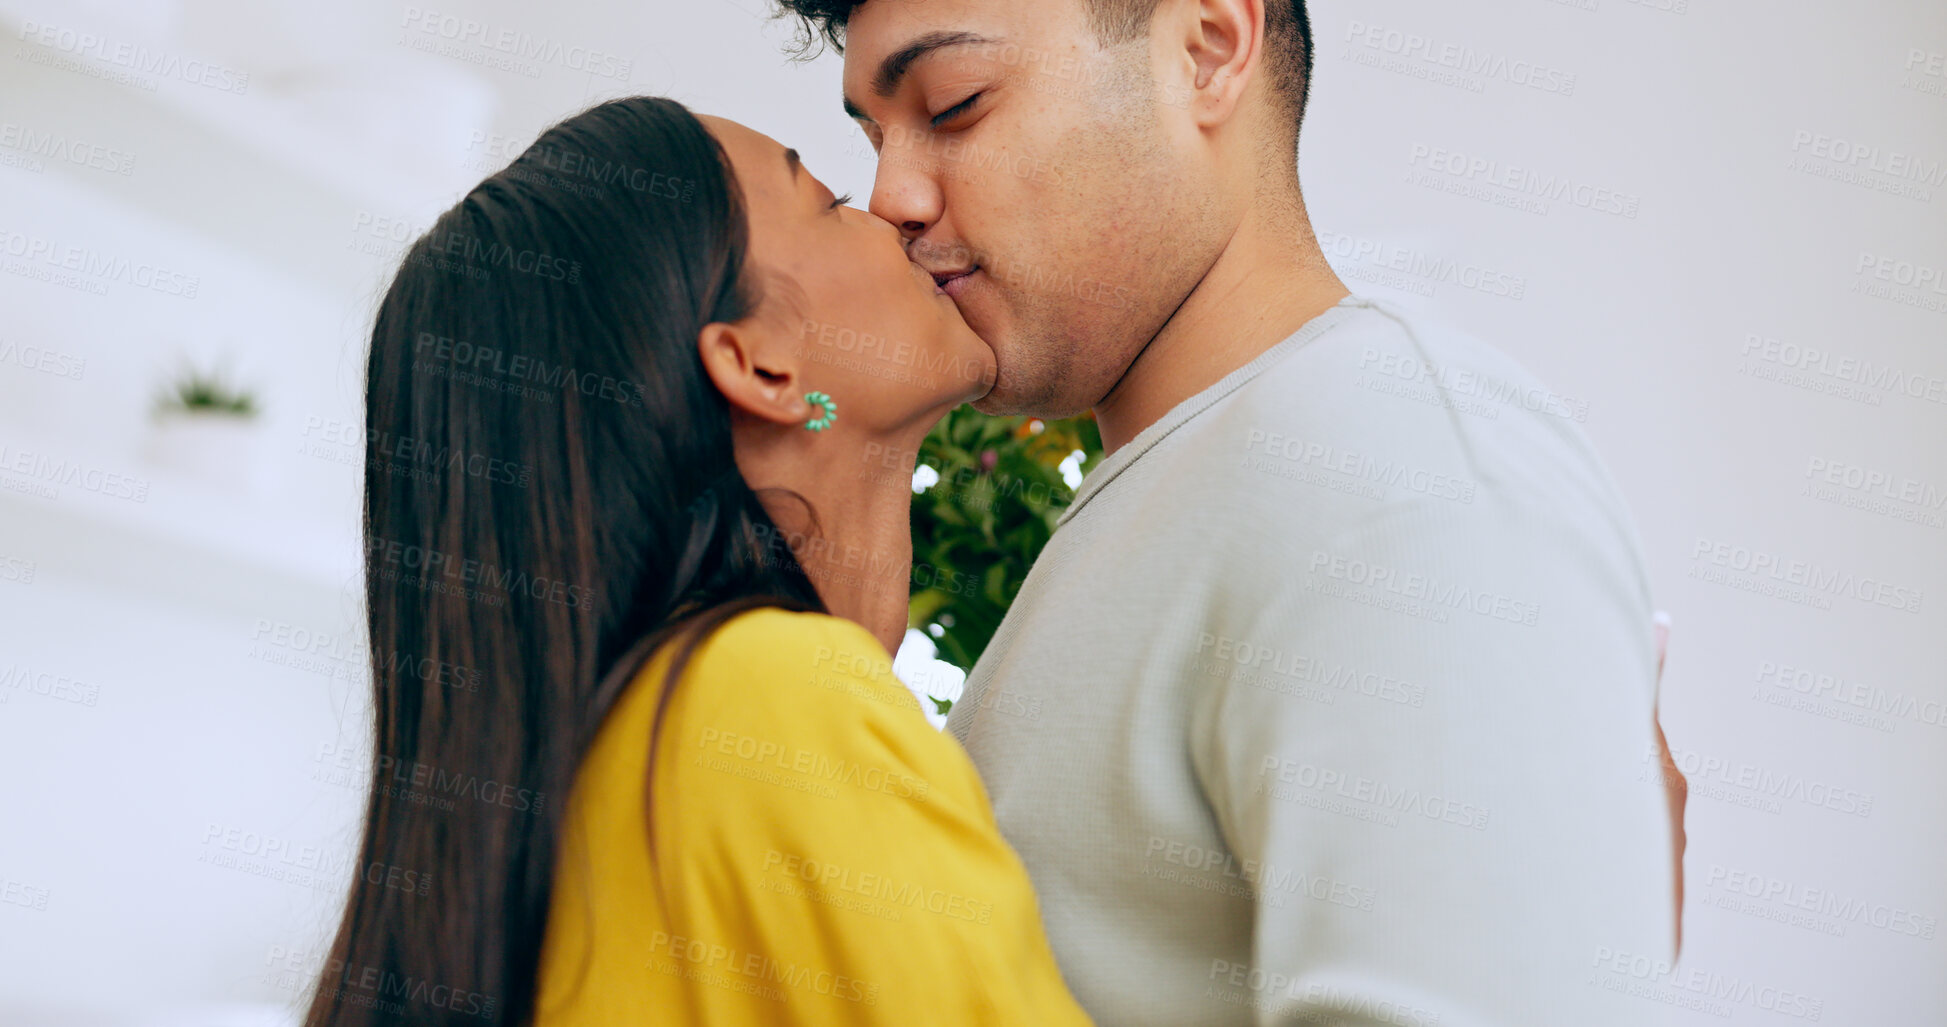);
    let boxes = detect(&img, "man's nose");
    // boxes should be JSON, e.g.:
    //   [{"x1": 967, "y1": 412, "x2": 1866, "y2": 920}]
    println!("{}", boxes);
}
[{"x1": 867, "y1": 138, "x2": 944, "y2": 241}]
